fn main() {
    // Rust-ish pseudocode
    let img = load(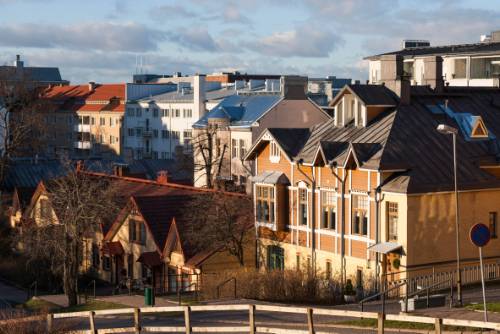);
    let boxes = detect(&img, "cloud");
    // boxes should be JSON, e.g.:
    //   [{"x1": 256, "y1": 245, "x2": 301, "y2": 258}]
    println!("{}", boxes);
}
[
  {"x1": 221, "y1": 6, "x2": 252, "y2": 25},
  {"x1": 0, "y1": 22, "x2": 166, "y2": 52},
  {"x1": 166, "y1": 28, "x2": 220, "y2": 52},
  {"x1": 250, "y1": 24, "x2": 343, "y2": 58},
  {"x1": 149, "y1": 4, "x2": 198, "y2": 21}
]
